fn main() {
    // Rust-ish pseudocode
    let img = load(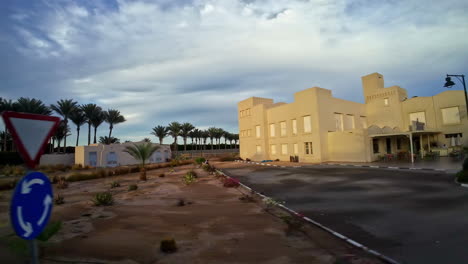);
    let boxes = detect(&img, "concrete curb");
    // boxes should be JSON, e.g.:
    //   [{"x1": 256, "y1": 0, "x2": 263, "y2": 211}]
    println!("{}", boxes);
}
[
  {"x1": 217, "y1": 169, "x2": 401, "y2": 264},
  {"x1": 234, "y1": 160, "x2": 447, "y2": 172},
  {"x1": 454, "y1": 177, "x2": 468, "y2": 188}
]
